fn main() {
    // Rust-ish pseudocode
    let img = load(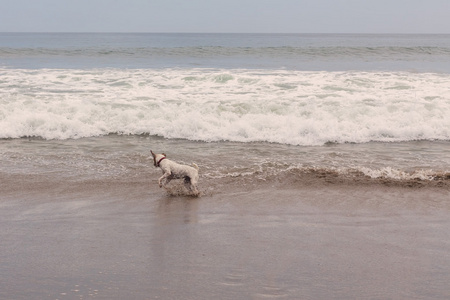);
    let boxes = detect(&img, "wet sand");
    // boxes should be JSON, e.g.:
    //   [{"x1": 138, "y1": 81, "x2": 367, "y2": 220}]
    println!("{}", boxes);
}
[{"x1": 1, "y1": 179, "x2": 450, "y2": 300}]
